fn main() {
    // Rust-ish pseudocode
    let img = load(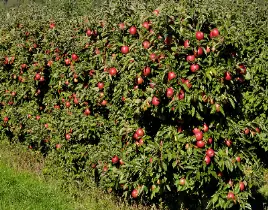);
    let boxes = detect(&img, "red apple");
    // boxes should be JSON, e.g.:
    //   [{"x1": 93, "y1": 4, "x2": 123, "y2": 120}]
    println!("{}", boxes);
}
[
  {"x1": 239, "y1": 182, "x2": 245, "y2": 191},
  {"x1": 136, "y1": 128, "x2": 144, "y2": 138},
  {"x1": 55, "y1": 144, "x2": 61, "y2": 149},
  {"x1": 207, "y1": 137, "x2": 213, "y2": 144},
  {"x1": 168, "y1": 71, "x2": 176, "y2": 81},
  {"x1": 225, "y1": 72, "x2": 232, "y2": 81},
  {"x1": 97, "y1": 82, "x2": 104, "y2": 90},
  {"x1": 118, "y1": 22, "x2": 125, "y2": 30},
  {"x1": 65, "y1": 133, "x2": 71, "y2": 140},
  {"x1": 143, "y1": 40, "x2": 150, "y2": 49},
  {"x1": 153, "y1": 9, "x2": 159, "y2": 16},
  {"x1": 71, "y1": 54, "x2": 79, "y2": 61},
  {"x1": 84, "y1": 108, "x2": 90, "y2": 116},
  {"x1": 109, "y1": 67, "x2": 117, "y2": 76},
  {"x1": 136, "y1": 77, "x2": 143, "y2": 85},
  {"x1": 65, "y1": 58, "x2": 71, "y2": 65},
  {"x1": 142, "y1": 21, "x2": 150, "y2": 30},
  {"x1": 179, "y1": 178, "x2": 186, "y2": 186},
  {"x1": 206, "y1": 148, "x2": 215, "y2": 157},
  {"x1": 112, "y1": 155, "x2": 119, "y2": 164},
  {"x1": 49, "y1": 23, "x2": 55, "y2": 29},
  {"x1": 196, "y1": 140, "x2": 205, "y2": 148},
  {"x1": 197, "y1": 47, "x2": 203, "y2": 56},
  {"x1": 227, "y1": 192, "x2": 235, "y2": 200},
  {"x1": 215, "y1": 104, "x2": 221, "y2": 112},
  {"x1": 65, "y1": 101, "x2": 71, "y2": 108},
  {"x1": 129, "y1": 26, "x2": 137, "y2": 35},
  {"x1": 193, "y1": 128, "x2": 201, "y2": 134},
  {"x1": 184, "y1": 40, "x2": 190, "y2": 48},
  {"x1": 101, "y1": 100, "x2": 107, "y2": 106},
  {"x1": 186, "y1": 55, "x2": 195, "y2": 63},
  {"x1": 196, "y1": 31, "x2": 204, "y2": 40},
  {"x1": 190, "y1": 64, "x2": 200, "y2": 73},
  {"x1": 225, "y1": 139, "x2": 232, "y2": 147},
  {"x1": 121, "y1": 46, "x2": 129, "y2": 54},
  {"x1": 3, "y1": 116, "x2": 8, "y2": 123},
  {"x1": 205, "y1": 155, "x2": 211, "y2": 165},
  {"x1": 150, "y1": 53, "x2": 157, "y2": 61},
  {"x1": 195, "y1": 131, "x2": 203, "y2": 141},
  {"x1": 143, "y1": 66, "x2": 151, "y2": 76},
  {"x1": 131, "y1": 189, "x2": 138, "y2": 198},
  {"x1": 210, "y1": 28, "x2": 220, "y2": 38},
  {"x1": 244, "y1": 128, "x2": 250, "y2": 135},
  {"x1": 35, "y1": 73, "x2": 41, "y2": 80},
  {"x1": 203, "y1": 123, "x2": 209, "y2": 132},
  {"x1": 236, "y1": 156, "x2": 241, "y2": 162},
  {"x1": 152, "y1": 96, "x2": 160, "y2": 106},
  {"x1": 166, "y1": 87, "x2": 174, "y2": 98},
  {"x1": 86, "y1": 29, "x2": 92, "y2": 36},
  {"x1": 178, "y1": 89, "x2": 185, "y2": 100}
]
